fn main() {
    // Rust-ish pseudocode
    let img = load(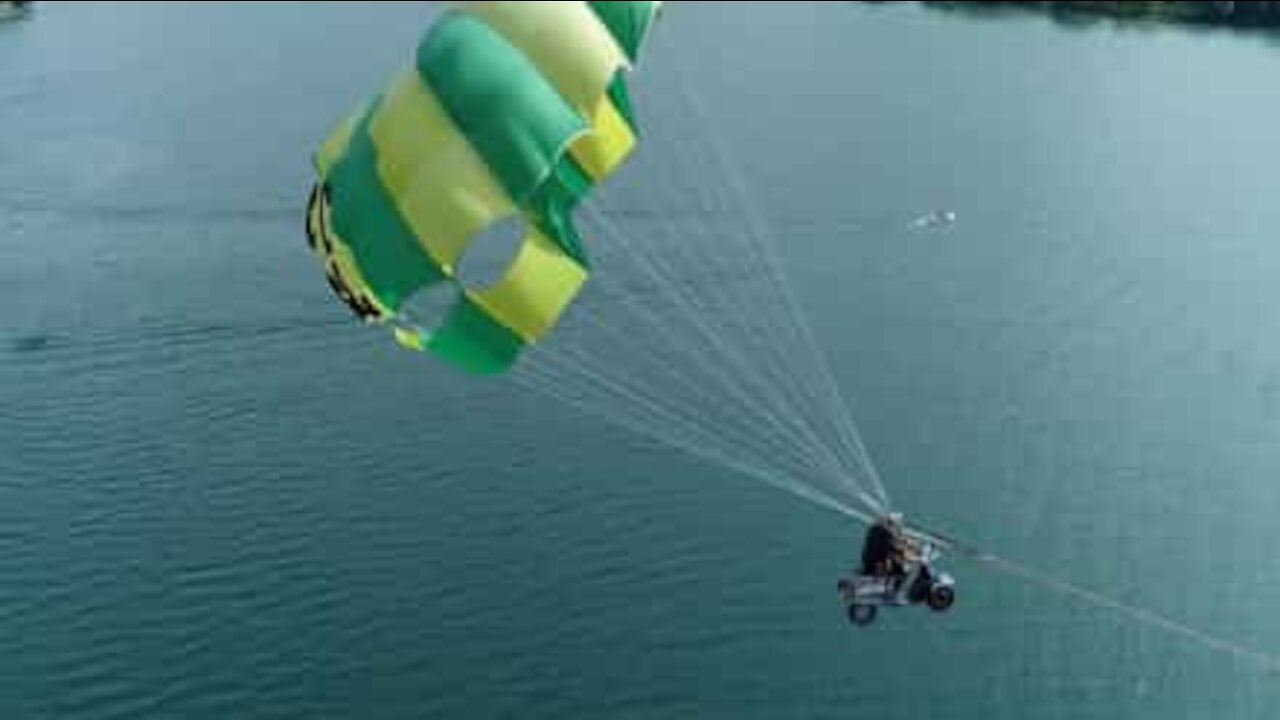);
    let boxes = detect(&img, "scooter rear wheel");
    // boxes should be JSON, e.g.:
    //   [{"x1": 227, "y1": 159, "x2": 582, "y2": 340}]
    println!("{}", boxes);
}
[{"x1": 848, "y1": 604, "x2": 877, "y2": 626}]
